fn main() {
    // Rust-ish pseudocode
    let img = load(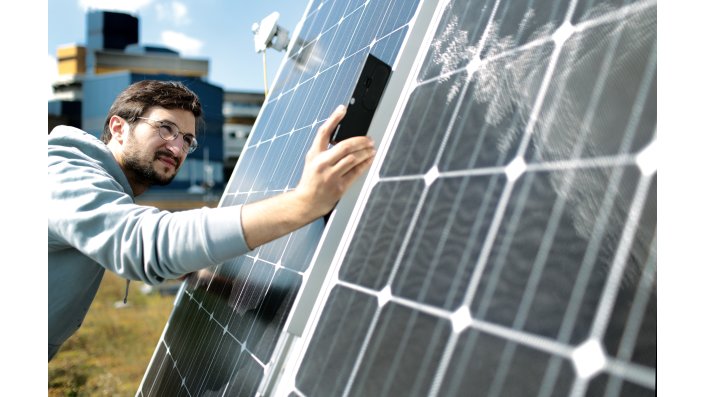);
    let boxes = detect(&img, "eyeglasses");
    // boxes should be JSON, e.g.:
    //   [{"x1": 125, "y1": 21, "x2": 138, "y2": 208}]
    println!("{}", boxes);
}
[{"x1": 137, "y1": 117, "x2": 198, "y2": 154}]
